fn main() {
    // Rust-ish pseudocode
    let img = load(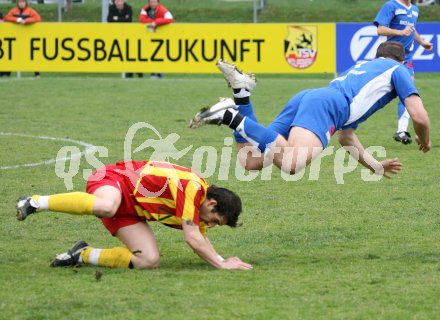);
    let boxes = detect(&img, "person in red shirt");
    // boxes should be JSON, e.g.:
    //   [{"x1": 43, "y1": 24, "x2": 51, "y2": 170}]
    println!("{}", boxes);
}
[
  {"x1": 139, "y1": 0, "x2": 173, "y2": 29},
  {"x1": 139, "y1": 0, "x2": 173, "y2": 78},
  {"x1": 4, "y1": 0, "x2": 41, "y2": 77},
  {"x1": 4, "y1": 0, "x2": 41, "y2": 24},
  {"x1": 16, "y1": 160, "x2": 252, "y2": 271}
]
